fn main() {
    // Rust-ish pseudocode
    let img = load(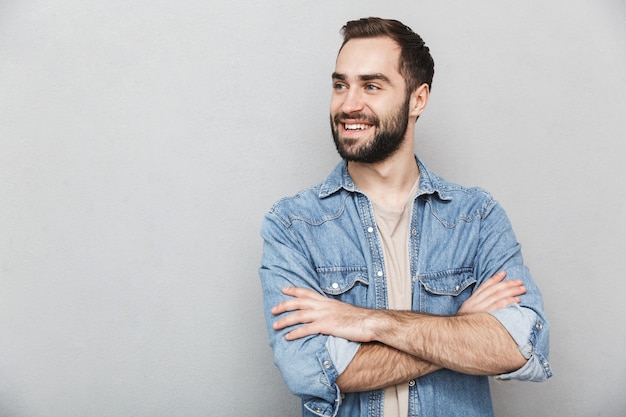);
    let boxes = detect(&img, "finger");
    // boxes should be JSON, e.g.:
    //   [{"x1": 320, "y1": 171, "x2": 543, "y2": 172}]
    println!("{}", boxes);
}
[
  {"x1": 281, "y1": 286, "x2": 323, "y2": 299},
  {"x1": 471, "y1": 286, "x2": 524, "y2": 310},
  {"x1": 273, "y1": 309, "x2": 316, "y2": 330},
  {"x1": 472, "y1": 279, "x2": 524, "y2": 304},
  {"x1": 507, "y1": 283, "x2": 526, "y2": 297},
  {"x1": 473, "y1": 271, "x2": 507, "y2": 295},
  {"x1": 271, "y1": 299, "x2": 296, "y2": 315},
  {"x1": 483, "y1": 296, "x2": 522, "y2": 311},
  {"x1": 271, "y1": 296, "x2": 317, "y2": 315},
  {"x1": 487, "y1": 270, "x2": 507, "y2": 284},
  {"x1": 476, "y1": 283, "x2": 526, "y2": 310},
  {"x1": 271, "y1": 287, "x2": 323, "y2": 315},
  {"x1": 461, "y1": 294, "x2": 520, "y2": 315},
  {"x1": 285, "y1": 323, "x2": 323, "y2": 340},
  {"x1": 459, "y1": 279, "x2": 525, "y2": 315}
]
